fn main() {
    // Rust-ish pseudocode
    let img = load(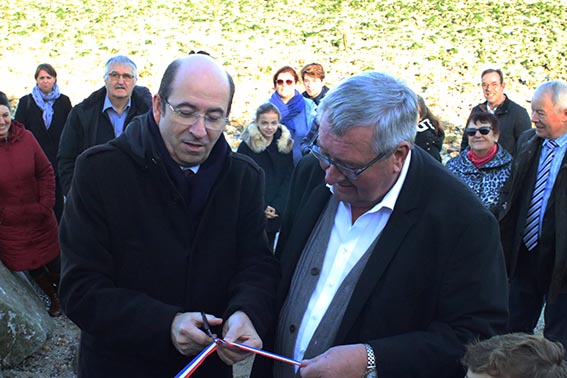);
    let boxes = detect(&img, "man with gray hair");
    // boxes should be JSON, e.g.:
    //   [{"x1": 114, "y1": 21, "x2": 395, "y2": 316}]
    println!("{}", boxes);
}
[
  {"x1": 57, "y1": 55, "x2": 152, "y2": 195},
  {"x1": 500, "y1": 80, "x2": 567, "y2": 350},
  {"x1": 274, "y1": 71, "x2": 508, "y2": 377}
]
